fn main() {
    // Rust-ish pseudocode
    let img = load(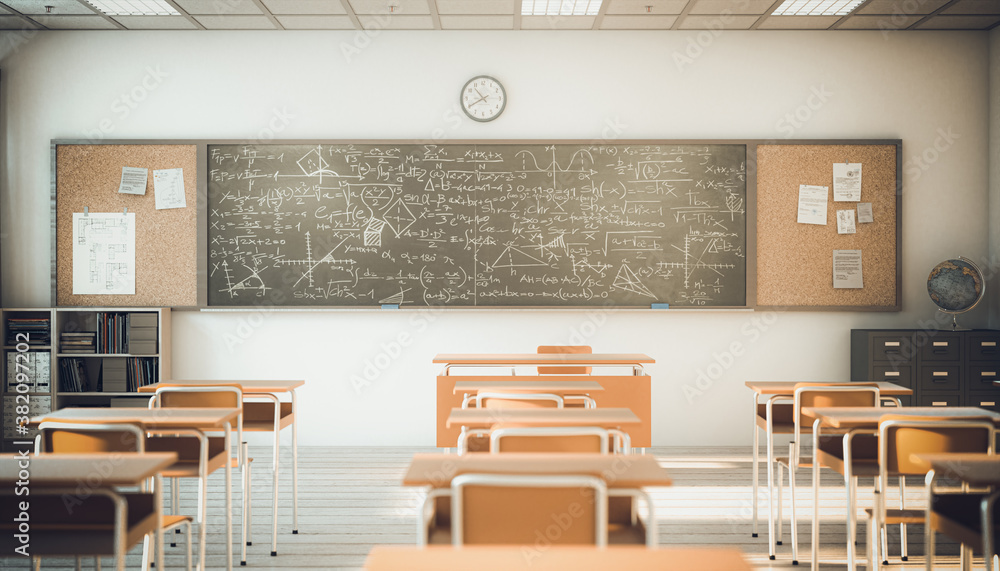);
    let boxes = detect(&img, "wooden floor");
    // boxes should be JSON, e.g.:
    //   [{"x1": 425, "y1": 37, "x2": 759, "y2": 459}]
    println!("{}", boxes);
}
[{"x1": 4, "y1": 446, "x2": 986, "y2": 570}]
